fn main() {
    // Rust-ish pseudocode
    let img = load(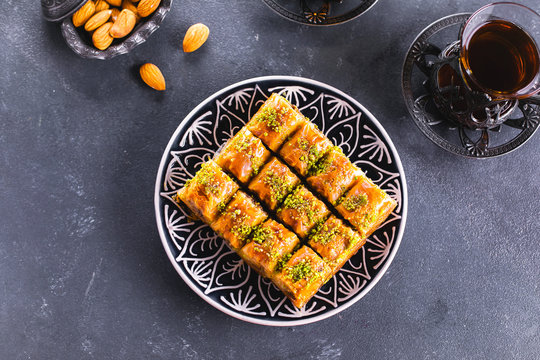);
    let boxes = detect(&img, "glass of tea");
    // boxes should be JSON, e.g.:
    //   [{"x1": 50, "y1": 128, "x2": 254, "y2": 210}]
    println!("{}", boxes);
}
[{"x1": 459, "y1": 2, "x2": 540, "y2": 100}]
